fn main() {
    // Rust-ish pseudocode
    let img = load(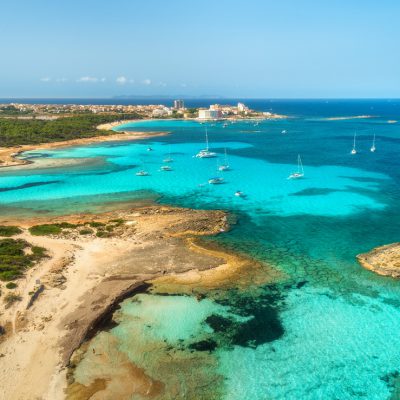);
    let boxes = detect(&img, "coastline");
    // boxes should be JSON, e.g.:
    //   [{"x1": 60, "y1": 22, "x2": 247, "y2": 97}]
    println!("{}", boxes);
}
[
  {"x1": 0, "y1": 205, "x2": 272, "y2": 400},
  {"x1": 0, "y1": 121, "x2": 168, "y2": 169},
  {"x1": 357, "y1": 242, "x2": 400, "y2": 278}
]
